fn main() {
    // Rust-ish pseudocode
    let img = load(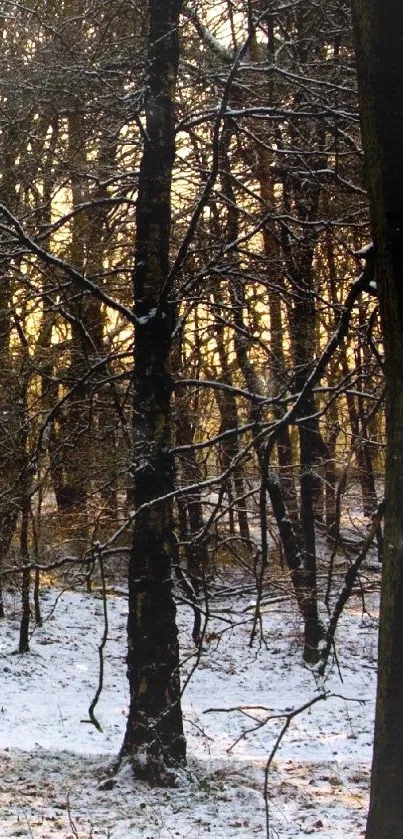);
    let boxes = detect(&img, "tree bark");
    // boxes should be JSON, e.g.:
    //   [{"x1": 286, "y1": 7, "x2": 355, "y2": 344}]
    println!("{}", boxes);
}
[
  {"x1": 121, "y1": 0, "x2": 186, "y2": 782},
  {"x1": 351, "y1": 2, "x2": 403, "y2": 835}
]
